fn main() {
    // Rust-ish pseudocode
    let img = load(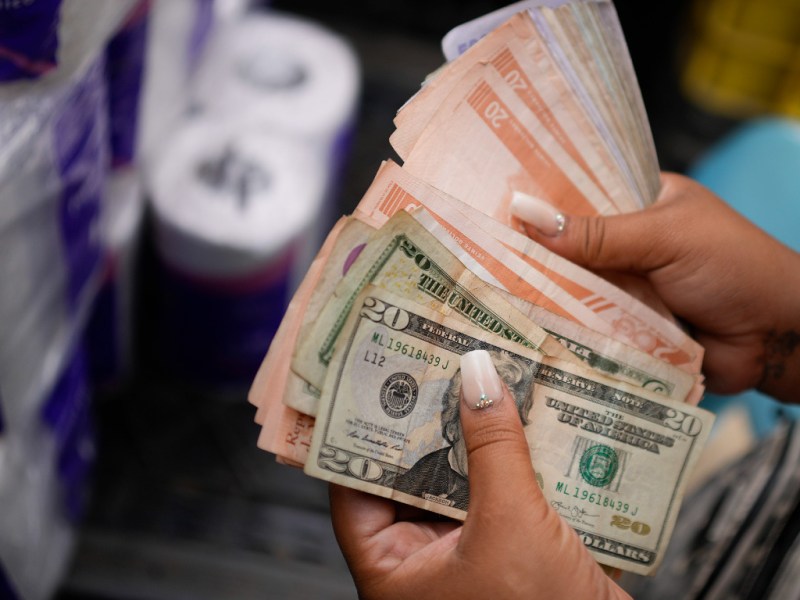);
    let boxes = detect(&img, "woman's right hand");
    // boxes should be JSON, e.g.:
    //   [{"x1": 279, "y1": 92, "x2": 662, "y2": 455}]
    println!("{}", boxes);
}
[
  {"x1": 511, "y1": 172, "x2": 800, "y2": 402},
  {"x1": 330, "y1": 350, "x2": 630, "y2": 600}
]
